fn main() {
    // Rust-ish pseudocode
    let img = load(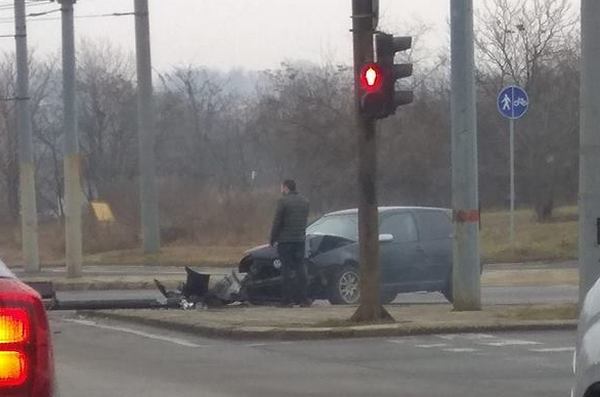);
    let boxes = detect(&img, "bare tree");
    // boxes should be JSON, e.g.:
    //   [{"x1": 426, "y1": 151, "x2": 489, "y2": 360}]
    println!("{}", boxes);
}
[
  {"x1": 0, "y1": 54, "x2": 18, "y2": 222},
  {"x1": 475, "y1": 0, "x2": 578, "y2": 221},
  {"x1": 77, "y1": 40, "x2": 138, "y2": 200}
]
